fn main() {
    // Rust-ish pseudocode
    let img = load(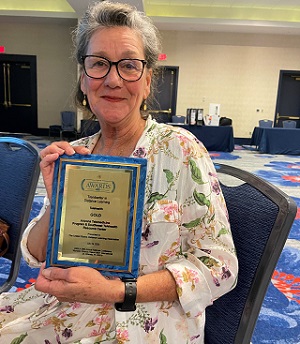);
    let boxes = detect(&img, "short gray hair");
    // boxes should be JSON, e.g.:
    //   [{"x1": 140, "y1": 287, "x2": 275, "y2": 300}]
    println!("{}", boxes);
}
[{"x1": 73, "y1": 1, "x2": 162, "y2": 116}]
